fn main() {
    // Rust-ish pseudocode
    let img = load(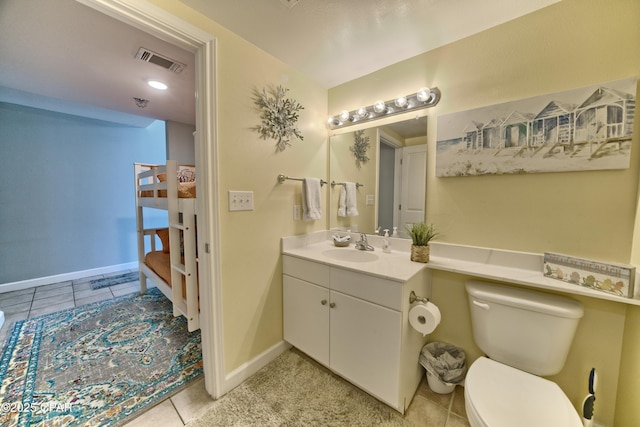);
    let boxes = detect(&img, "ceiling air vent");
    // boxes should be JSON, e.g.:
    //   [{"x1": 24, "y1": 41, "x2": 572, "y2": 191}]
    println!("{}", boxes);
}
[{"x1": 135, "y1": 47, "x2": 186, "y2": 73}]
